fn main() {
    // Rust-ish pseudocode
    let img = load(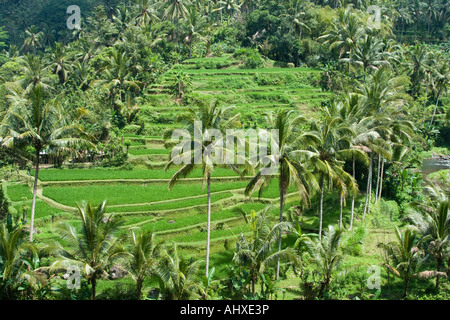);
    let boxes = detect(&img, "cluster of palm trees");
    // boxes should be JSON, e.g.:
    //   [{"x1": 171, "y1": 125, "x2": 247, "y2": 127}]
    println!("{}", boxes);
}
[{"x1": 163, "y1": 64, "x2": 417, "y2": 294}]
